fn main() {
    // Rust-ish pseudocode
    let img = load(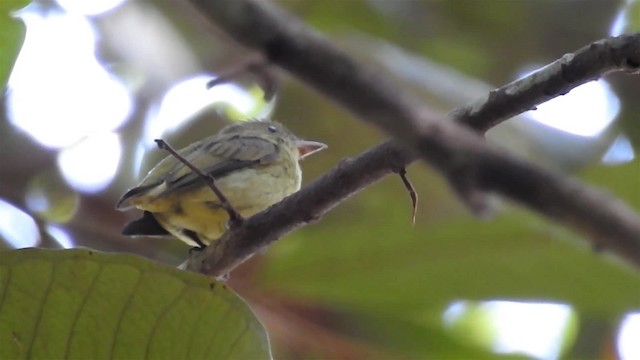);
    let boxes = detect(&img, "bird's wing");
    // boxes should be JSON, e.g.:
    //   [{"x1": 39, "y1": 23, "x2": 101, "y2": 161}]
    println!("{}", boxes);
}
[
  {"x1": 160, "y1": 135, "x2": 279, "y2": 194},
  {"x1": 163, "y1": 135, "x2": 278, "y2": 193},
  {"x1": 116, "y1": 141, "x2": 202, "y2": 210},
  {"x1": 116, "y1": 135, "x2": 278, "y2": 209}
]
